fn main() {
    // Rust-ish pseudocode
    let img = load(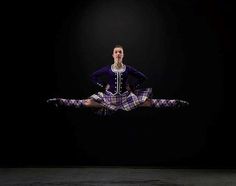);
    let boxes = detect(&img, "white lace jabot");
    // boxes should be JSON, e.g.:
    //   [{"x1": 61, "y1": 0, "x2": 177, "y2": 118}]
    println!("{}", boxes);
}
[{"x1": 111, "y1": 64, "x2": 126, "y2": 73}]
